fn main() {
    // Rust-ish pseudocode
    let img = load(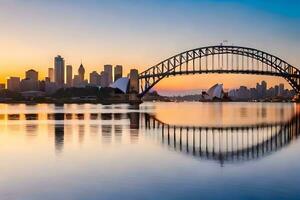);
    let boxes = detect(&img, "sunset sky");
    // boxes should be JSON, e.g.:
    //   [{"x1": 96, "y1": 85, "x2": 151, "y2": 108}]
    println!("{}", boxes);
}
[{"x1": 0, "y1": 0, "x2": 300, "y2": 93}]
